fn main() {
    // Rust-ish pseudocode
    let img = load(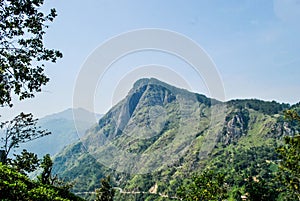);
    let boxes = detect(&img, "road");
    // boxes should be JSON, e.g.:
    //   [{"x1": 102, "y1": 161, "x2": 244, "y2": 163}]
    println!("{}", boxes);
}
[{"x1": 75, "y1": 187, "x2": 181, "y2": 200}]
